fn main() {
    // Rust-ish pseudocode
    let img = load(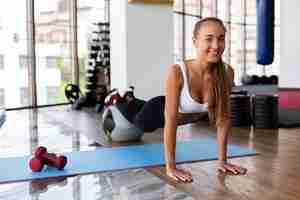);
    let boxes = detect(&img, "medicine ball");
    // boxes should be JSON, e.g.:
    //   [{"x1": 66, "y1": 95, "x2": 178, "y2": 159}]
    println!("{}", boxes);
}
[{"x1": 102, "y1": 99, "x2": 146, "y2": 142}]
